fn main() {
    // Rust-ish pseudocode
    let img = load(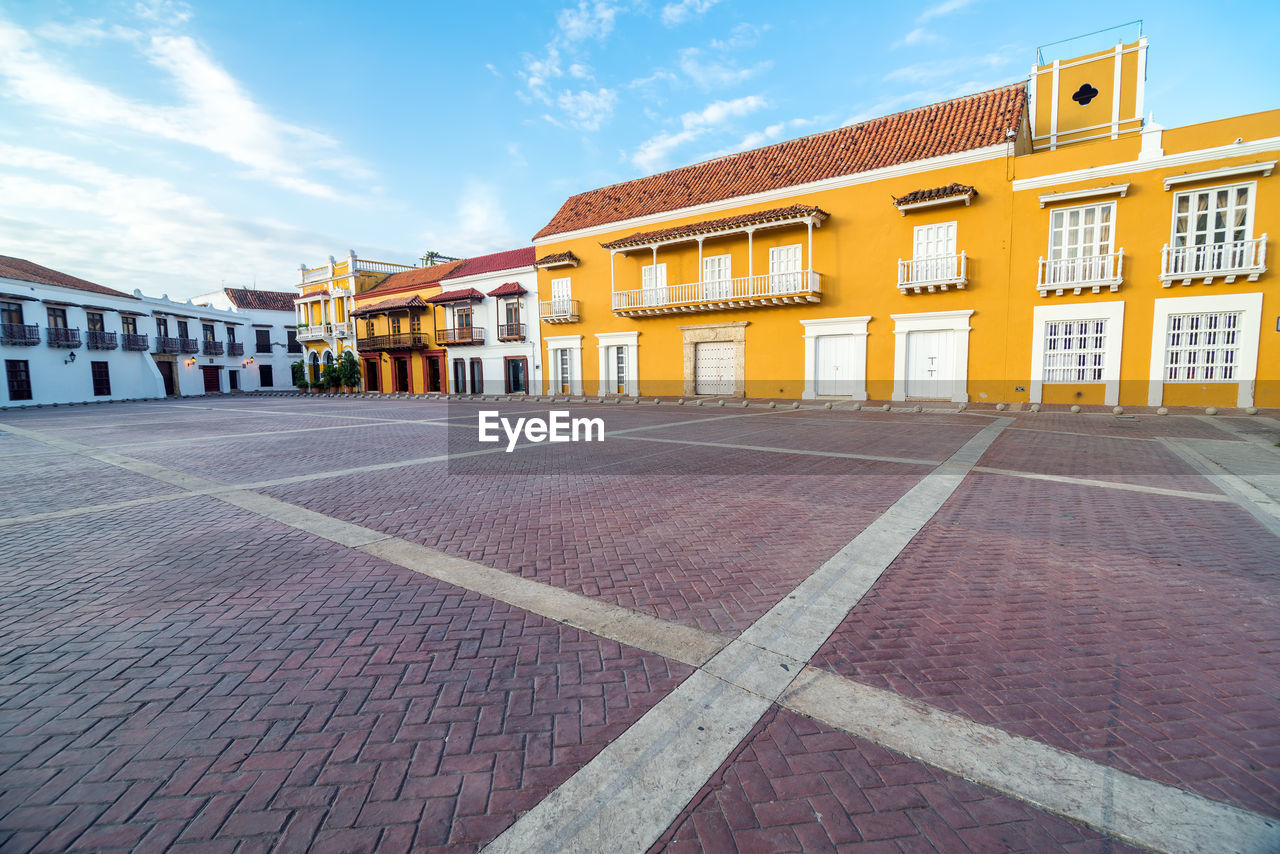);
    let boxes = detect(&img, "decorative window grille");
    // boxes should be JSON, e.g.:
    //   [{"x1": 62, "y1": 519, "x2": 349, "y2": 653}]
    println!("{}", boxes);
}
[
  {"x1": 1165, "y1": 311, "x2": 1241, "y2": 382},
  {"x1": 1043, "y1": 319, "x2": 1107, "y2": 383}
]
